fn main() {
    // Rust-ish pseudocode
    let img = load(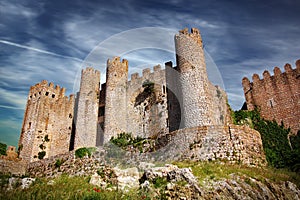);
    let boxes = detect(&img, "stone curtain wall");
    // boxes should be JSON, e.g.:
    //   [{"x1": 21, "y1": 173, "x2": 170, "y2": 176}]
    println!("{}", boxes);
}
[
  {"x1": 242, "y1": 60, "x2": 300, "y2": 133},
  {"x1": 0, "y1": 159, "x2": 27, "y2": 175},
  {"x1": 126, "y1": 65, "x2": 168, "y2": 138},
  {"x1": 156, "y1": 125, "x2": 266, "y2": 166},
  {"x1": 19, "y1": 80, "x2": 74, "y2": 162},
  {"x1": 74, "y1": 68, "x2": 100, "y2": 149}
]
